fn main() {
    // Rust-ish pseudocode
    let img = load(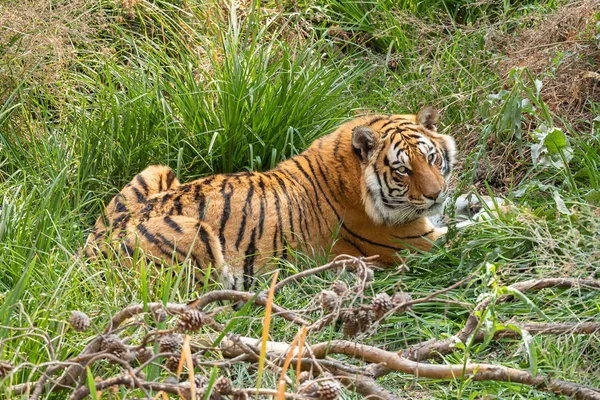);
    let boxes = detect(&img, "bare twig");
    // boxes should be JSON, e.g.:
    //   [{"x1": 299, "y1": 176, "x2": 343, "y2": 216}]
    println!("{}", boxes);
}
[
  {"x1": 380, "y1": 276, "x2": 472, "y2": 321},
  {"x1": 188, "y1": 290, "x2": 310, "y2": 326},
  {"x1": 268, "y1": 255, "x2": 380, "y2": 294}
]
